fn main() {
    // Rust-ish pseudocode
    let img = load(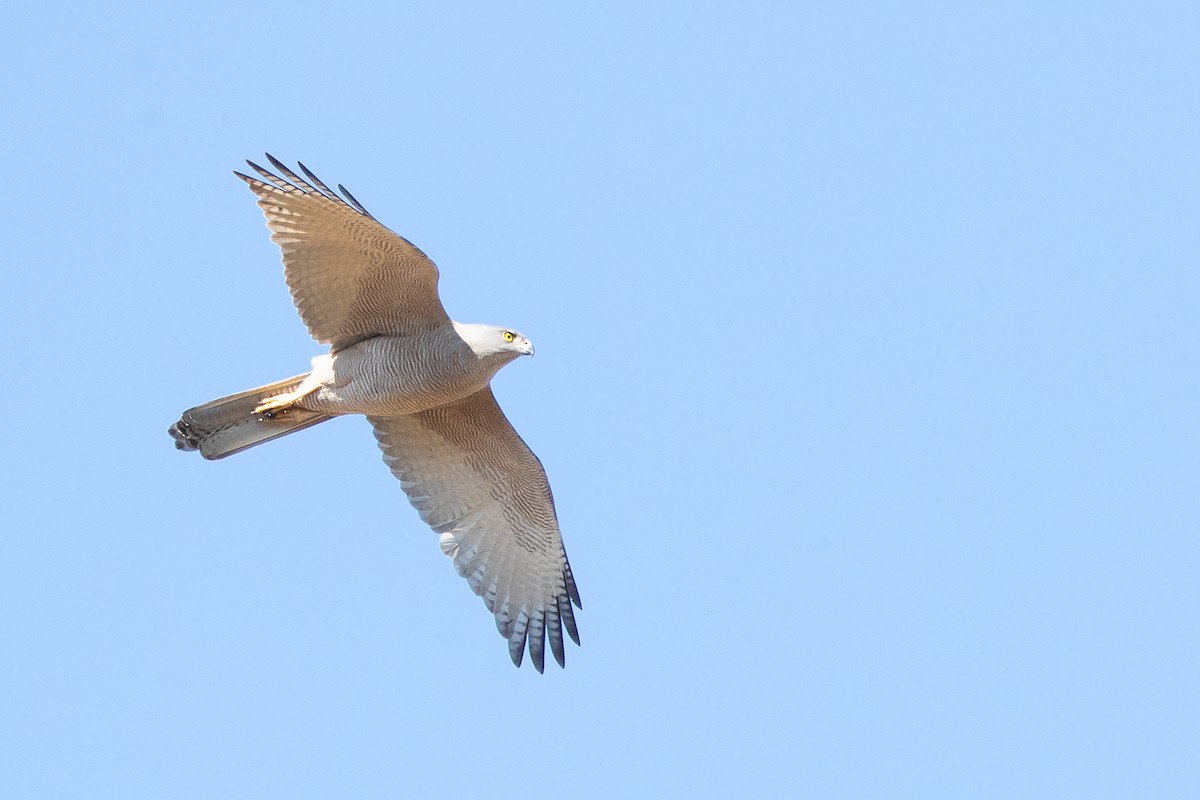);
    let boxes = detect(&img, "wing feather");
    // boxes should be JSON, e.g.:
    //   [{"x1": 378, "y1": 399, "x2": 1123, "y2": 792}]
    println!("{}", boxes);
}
[
  {"x1": 236, "y1": 156, "x2": 449, "y2": 348},
  {"x1": 369, "y1": 388, "x2": 581, "y2": 671}
]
